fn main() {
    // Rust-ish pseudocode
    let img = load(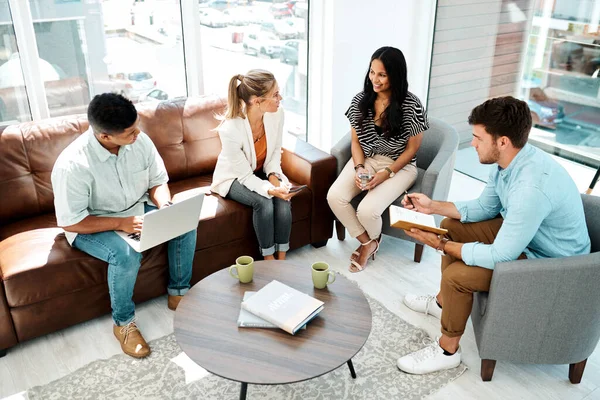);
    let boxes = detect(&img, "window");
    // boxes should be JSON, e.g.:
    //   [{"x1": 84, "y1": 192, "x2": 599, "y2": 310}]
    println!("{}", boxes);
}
[
  {"x1": 429, "y1": 0, "x2": 600, "y2": 182},
  {"x1": 520, "y1": 0, "x2": 600, "y2": 167},
  {"x1": 198, "y1": 0, "x2": 309, "y2": 140},
  {"x1": 11, "y1": 0, "x2": 187, "y2": 120},
  {"x1": 0, "y1": 0, "x2": 32, "y2": 124},
  {"x1": 2, "y1": 0, "x2": 309, "y2": 142}
]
